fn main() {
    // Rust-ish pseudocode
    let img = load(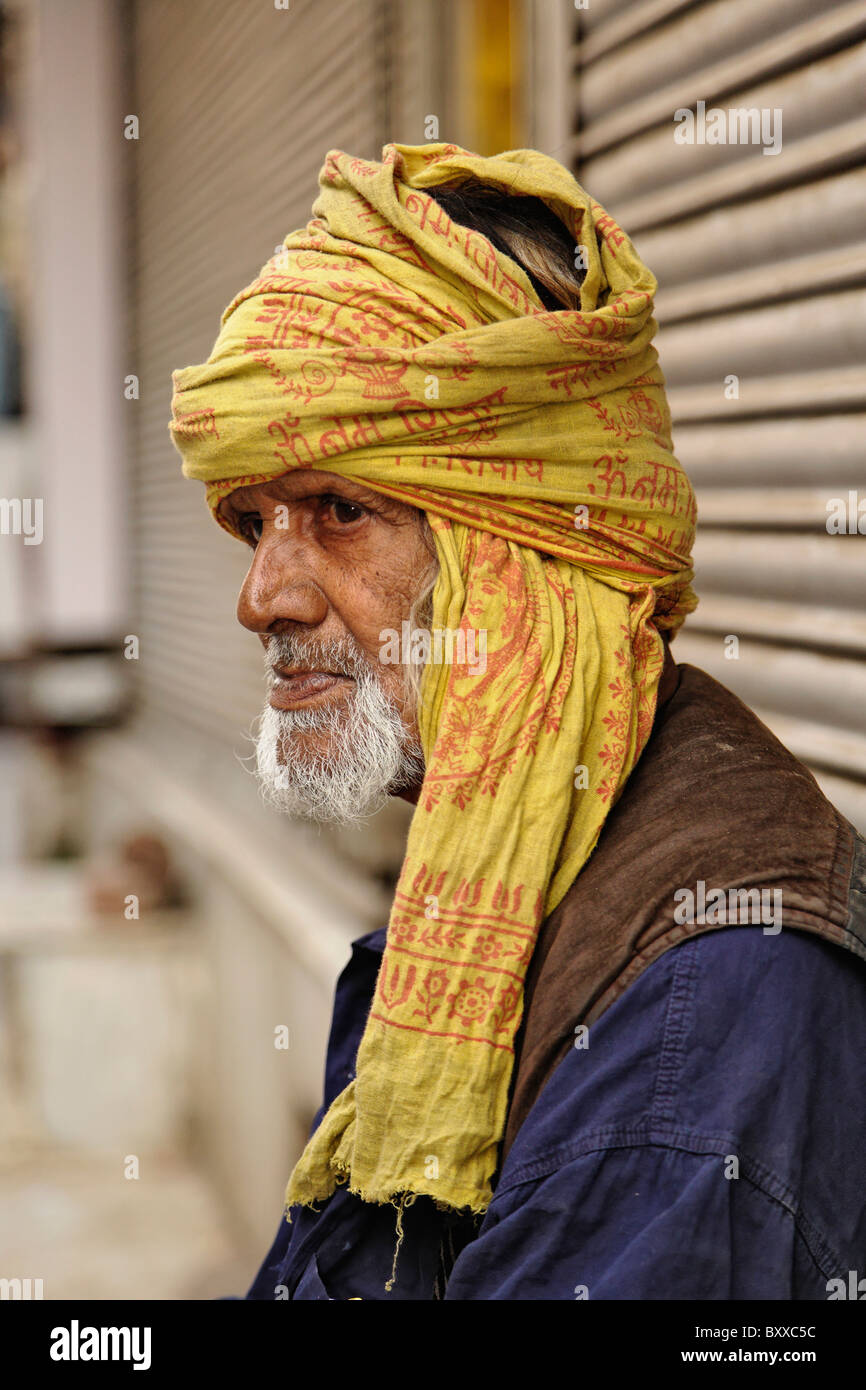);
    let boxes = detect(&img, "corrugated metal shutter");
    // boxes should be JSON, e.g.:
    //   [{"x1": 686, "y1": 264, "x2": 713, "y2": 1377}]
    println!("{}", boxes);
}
[
  {"x1": 130, "y1": 0, "x2": 392, "y2": 752},
  {"x1": 568, "y1": 0, "x2": 866, "y2": 830}
]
